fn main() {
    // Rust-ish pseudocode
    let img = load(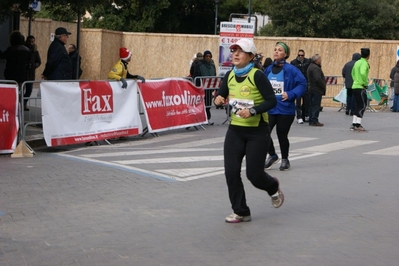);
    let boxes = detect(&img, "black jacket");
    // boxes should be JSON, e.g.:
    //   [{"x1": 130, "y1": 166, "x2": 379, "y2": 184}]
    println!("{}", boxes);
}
[
  {"x1": 307, "y1": 61, "x2": 326, "y2": 95},
  {"x1": 0, "y1": 45, "x2": 30, "y2": 83},
  {"x1": 290, "y1": 57, "x2": 311, "y2": 80},
  {"x1": 42, "y1": 38, "x2": 72, "y2": 80},
  {"x1": 69, "y1": 50, "x2": 82, "y2": 79}
]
